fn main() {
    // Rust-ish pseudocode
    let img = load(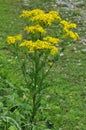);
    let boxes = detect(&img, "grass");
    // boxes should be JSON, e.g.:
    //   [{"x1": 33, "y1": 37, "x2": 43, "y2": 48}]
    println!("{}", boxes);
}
[{"x1": 0, "y1": 0, "x2": 86, "y2": 129}]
